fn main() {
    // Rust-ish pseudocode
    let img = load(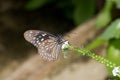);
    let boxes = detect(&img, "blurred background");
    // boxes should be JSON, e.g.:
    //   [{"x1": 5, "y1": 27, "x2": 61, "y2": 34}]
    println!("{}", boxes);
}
[{"x1": 0, "y1": 0, "x2": 120, "y2": 80}]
